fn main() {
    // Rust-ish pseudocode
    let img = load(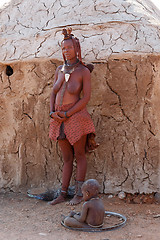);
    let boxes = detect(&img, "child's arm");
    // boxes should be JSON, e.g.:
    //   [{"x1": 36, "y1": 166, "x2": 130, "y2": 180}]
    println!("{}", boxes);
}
[{"x1": 73, "y1": 202, "x2": 89, "y2": 223}]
